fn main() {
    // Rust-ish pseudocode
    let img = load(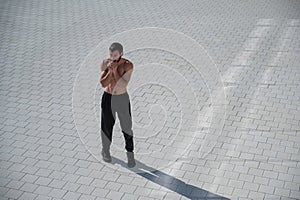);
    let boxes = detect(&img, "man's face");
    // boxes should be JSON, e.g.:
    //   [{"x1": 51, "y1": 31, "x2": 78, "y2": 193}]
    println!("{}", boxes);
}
[{"x1": 109, "y1": 50, "x2": 123, "y2": 62}]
